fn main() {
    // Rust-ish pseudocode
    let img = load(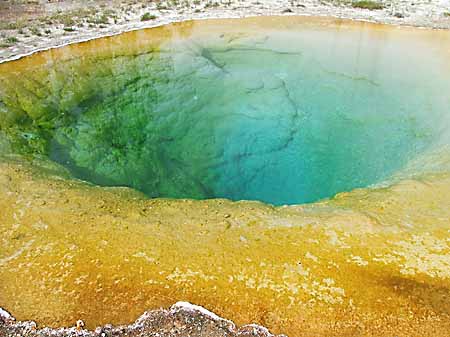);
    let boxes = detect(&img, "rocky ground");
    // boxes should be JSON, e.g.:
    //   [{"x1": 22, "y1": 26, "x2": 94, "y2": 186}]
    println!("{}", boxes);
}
[
  {"x1": 0, "y1": 0, "x2": 449, "y2": 62},
  {"x1": 1, "y1": 302, "x2": 283, "y2": 337}
]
